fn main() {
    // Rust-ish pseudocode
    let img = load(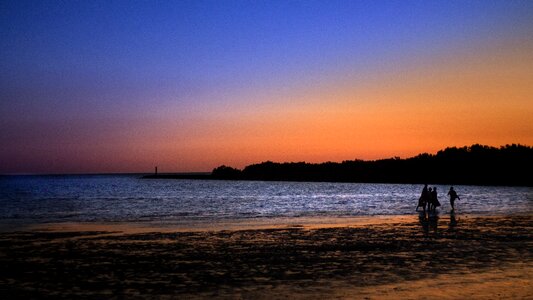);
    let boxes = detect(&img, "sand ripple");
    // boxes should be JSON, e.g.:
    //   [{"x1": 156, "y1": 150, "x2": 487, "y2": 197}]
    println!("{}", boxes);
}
[{"x1": 0, "y1": 215, "x2": 531, "y2": 298}]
